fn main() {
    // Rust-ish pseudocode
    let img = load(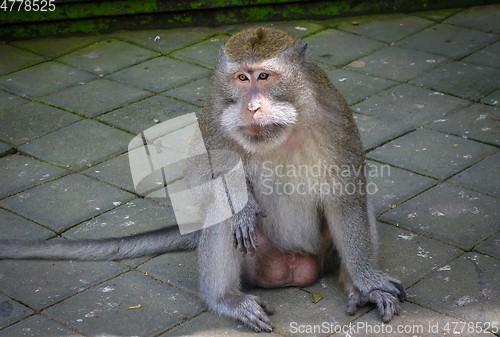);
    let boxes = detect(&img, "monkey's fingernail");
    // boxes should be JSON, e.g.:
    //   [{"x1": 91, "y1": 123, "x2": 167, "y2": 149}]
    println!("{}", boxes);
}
[{"x1": 260, "y1": 212, "x2": 268, "y2": 218}]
